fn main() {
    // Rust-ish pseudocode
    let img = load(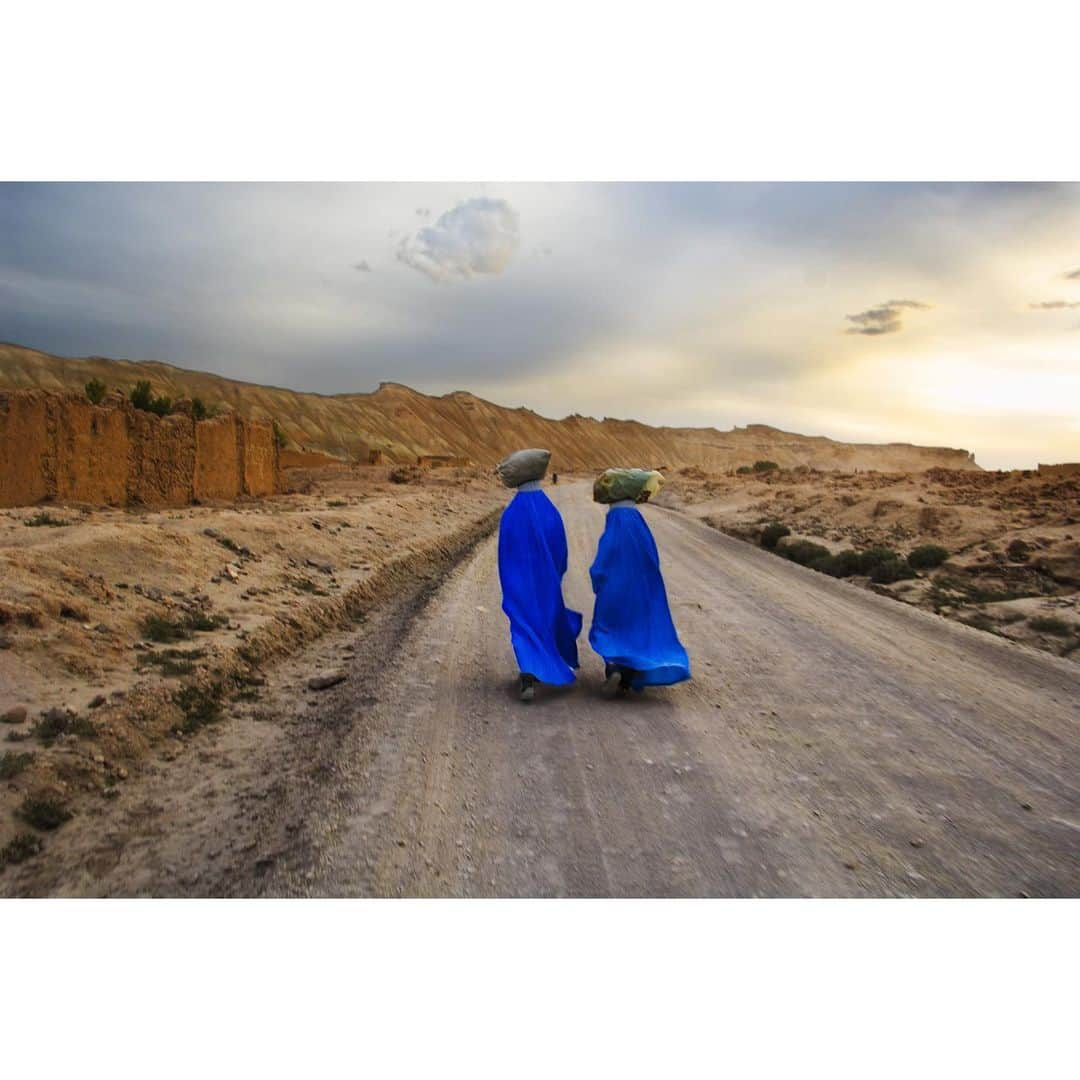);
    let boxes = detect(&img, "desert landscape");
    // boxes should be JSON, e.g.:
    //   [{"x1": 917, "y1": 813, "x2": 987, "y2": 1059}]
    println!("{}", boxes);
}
[
  {"x1": 659, "y1": 463, "x2": 1080, "y2": 661},
  {"x1": 1, "y1": 344, "x2": 1077, "y2": 896}
]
